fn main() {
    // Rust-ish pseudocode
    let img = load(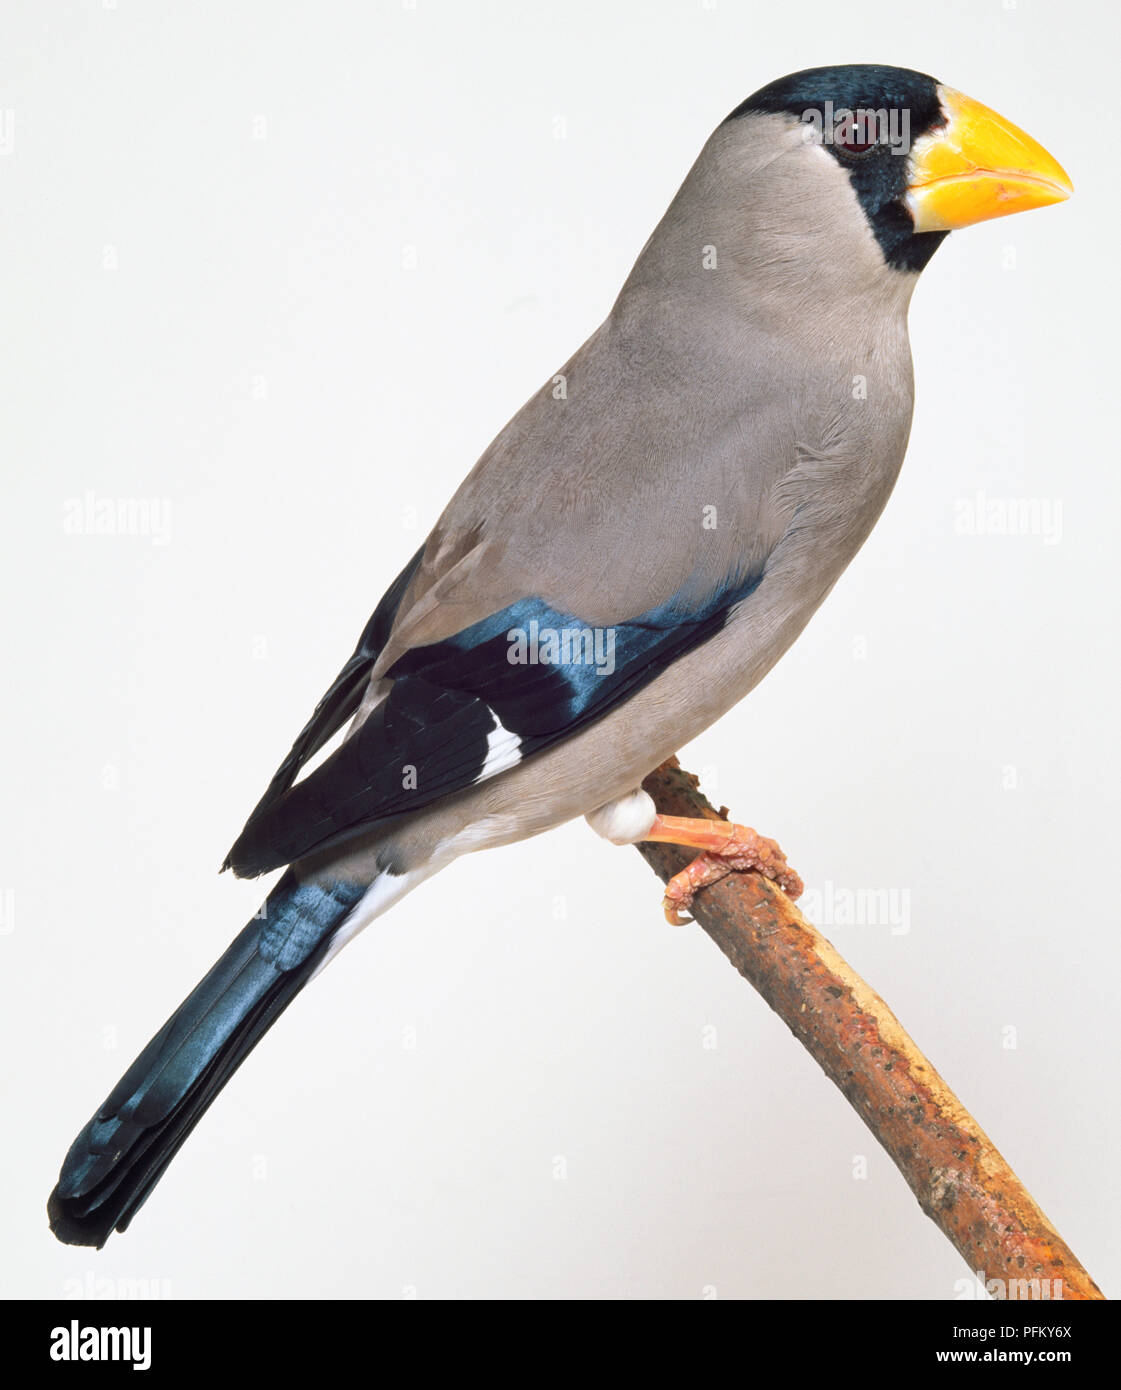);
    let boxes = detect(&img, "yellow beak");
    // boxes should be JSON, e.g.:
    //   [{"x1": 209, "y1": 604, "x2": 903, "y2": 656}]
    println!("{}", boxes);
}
[{"x1": 906, "y1": 86, "x2": 1073, "y2": 233}]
